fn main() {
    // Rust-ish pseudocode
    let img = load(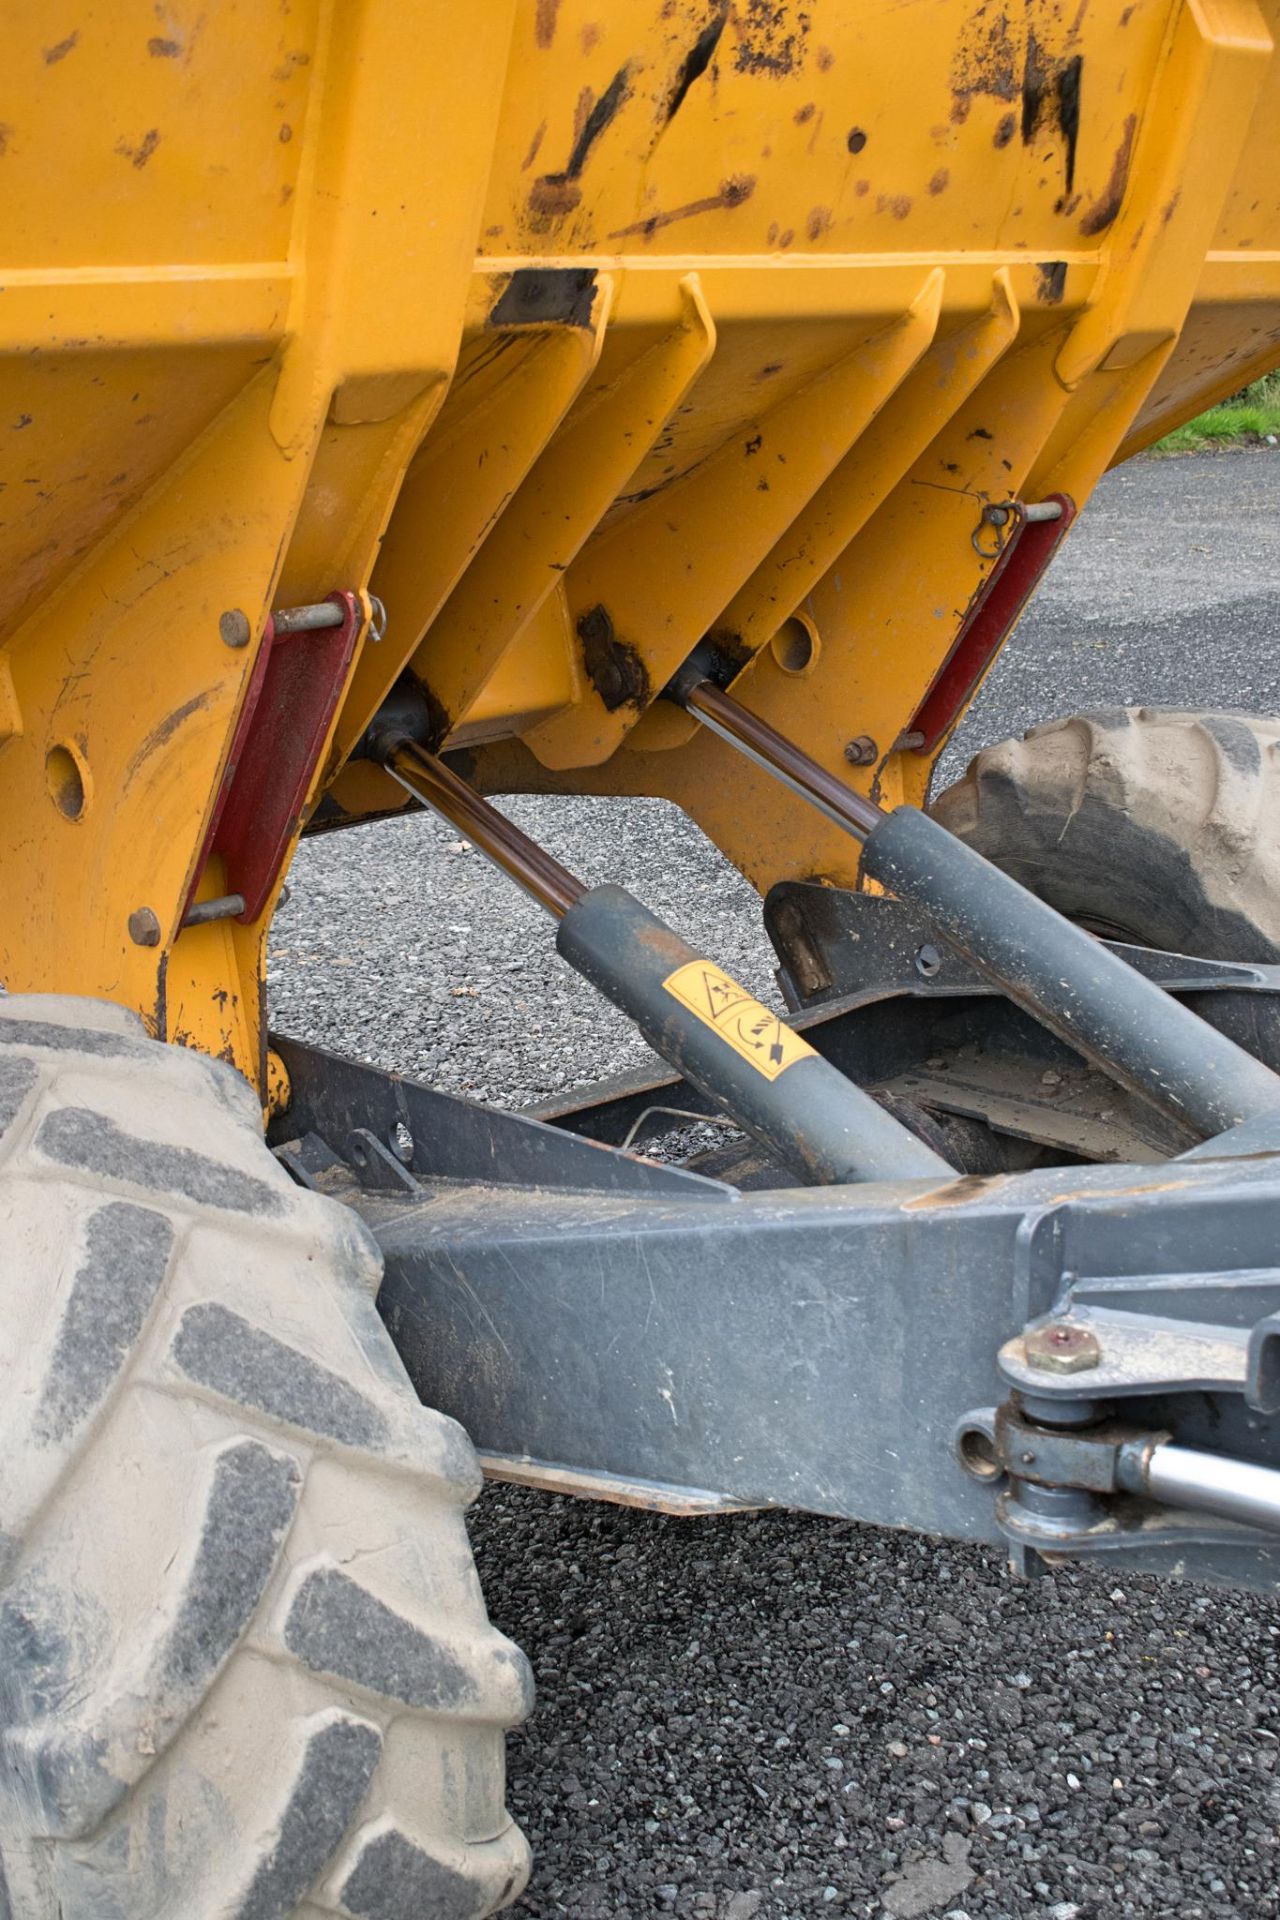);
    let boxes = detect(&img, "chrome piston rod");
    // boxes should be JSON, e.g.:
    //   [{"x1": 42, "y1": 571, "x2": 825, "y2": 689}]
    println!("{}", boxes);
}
[
  {"x1": 381, "y1": 740, "x2": 950, "y2": 1187},
  {"x1": 1119, "y1": 1441, "x2": 1280, "y2": 1536},
  {"x1": 667, "y1": 661, "x2": 1280, "y2": 1140}
]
